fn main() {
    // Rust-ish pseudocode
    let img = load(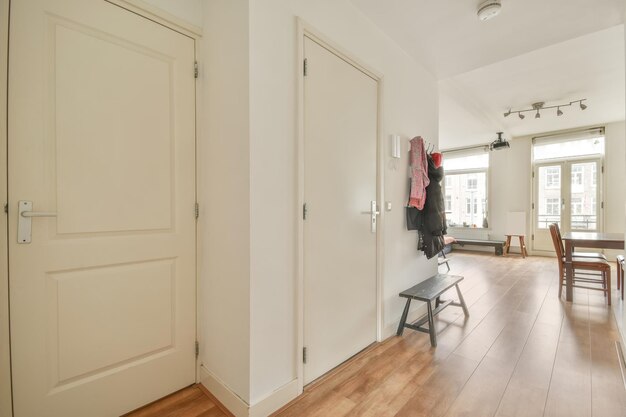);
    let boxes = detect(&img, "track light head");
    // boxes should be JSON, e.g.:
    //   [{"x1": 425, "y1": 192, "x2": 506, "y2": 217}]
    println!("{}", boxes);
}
[
  {"x1": 504, "y1": 109, "x2": 512, "y2": 117},
  {"x1": 557, "y1": 107, "x2": 563, "y2": 116},
  {"x1": 580, "y1": 101, "x2": 587, "y2": 110},
  {"x1": 535, "y1": 110, "x2": 541, "y2": 119},
  {"x1": 518, "y1": 113, "x2": 525, "y2": 120}
]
